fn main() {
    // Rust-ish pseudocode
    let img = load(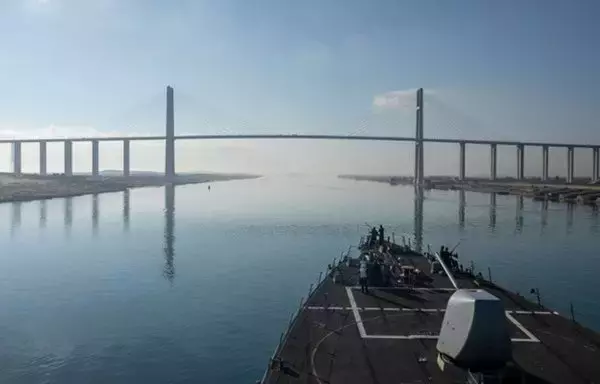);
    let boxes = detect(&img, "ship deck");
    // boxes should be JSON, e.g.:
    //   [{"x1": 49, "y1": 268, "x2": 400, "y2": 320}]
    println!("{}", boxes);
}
[{"x1": 263, "y1": 249, "x2": 600, "y2": 384}]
